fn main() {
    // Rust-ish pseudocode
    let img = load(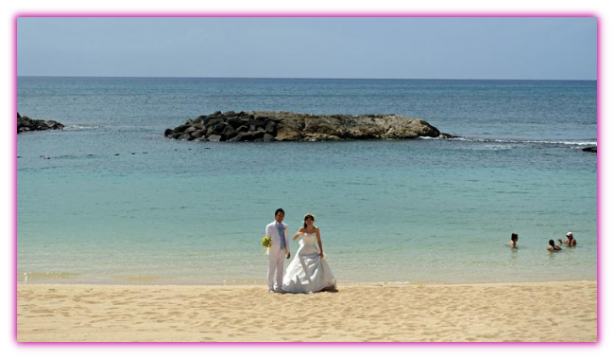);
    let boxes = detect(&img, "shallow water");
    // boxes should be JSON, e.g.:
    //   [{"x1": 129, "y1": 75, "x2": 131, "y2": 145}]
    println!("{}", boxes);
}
[{"x1": 16, "y1": 77, "x2": 597, "y2": 284}]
